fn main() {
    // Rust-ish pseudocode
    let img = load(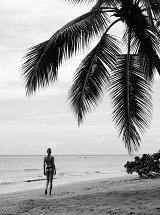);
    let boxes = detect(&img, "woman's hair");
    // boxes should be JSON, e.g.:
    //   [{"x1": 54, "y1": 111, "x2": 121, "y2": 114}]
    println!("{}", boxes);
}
[{"x1": 47, "y1": 148, "x2": 51, "y2": 154}]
